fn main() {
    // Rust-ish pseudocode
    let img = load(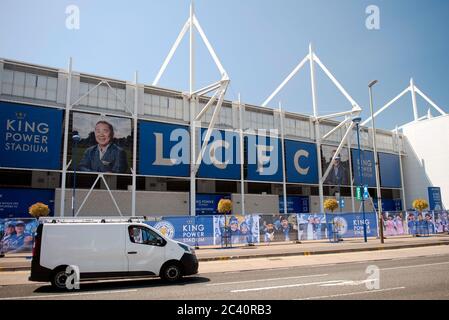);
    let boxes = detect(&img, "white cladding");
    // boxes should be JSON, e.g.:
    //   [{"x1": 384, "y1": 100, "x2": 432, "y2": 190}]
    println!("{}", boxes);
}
[{"x1": 402, "y1": 115, "x2": 449, "y2": 210}]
